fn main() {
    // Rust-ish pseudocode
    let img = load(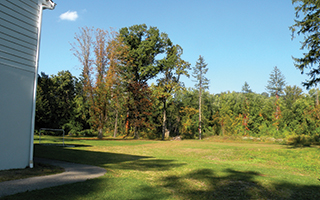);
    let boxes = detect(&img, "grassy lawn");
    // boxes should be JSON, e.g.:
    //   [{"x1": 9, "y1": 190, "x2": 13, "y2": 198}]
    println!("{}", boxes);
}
[{"x1": 2, "y1": 135, "x2": 320, "y2": 200}]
